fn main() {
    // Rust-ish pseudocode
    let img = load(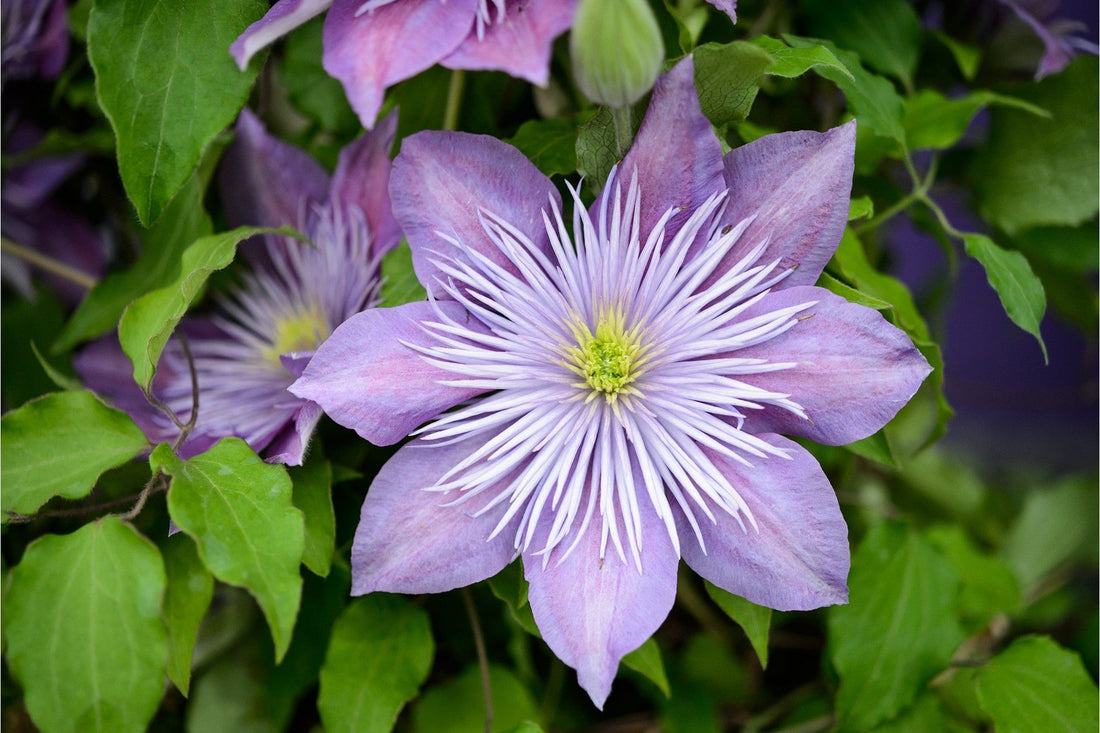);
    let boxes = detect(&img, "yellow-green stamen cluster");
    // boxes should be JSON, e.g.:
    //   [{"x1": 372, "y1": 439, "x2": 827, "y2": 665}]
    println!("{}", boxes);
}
[
  {"x1": 566, "y1": 309, "x2": 643, "y2": 402},
  {"x1": 263, "y1": 304, "x2": 329, "y2": 365}
]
